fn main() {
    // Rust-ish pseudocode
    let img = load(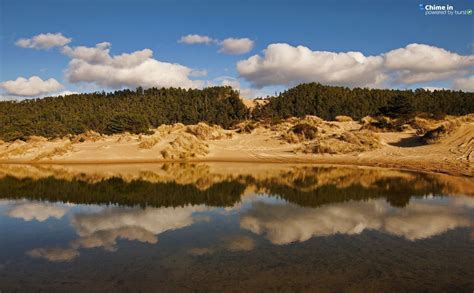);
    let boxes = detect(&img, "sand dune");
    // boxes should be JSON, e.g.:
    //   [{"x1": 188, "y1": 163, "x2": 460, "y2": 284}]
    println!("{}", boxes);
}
[{"x1": 0, "y1": 116, "x2": 472, "y2": 177}]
